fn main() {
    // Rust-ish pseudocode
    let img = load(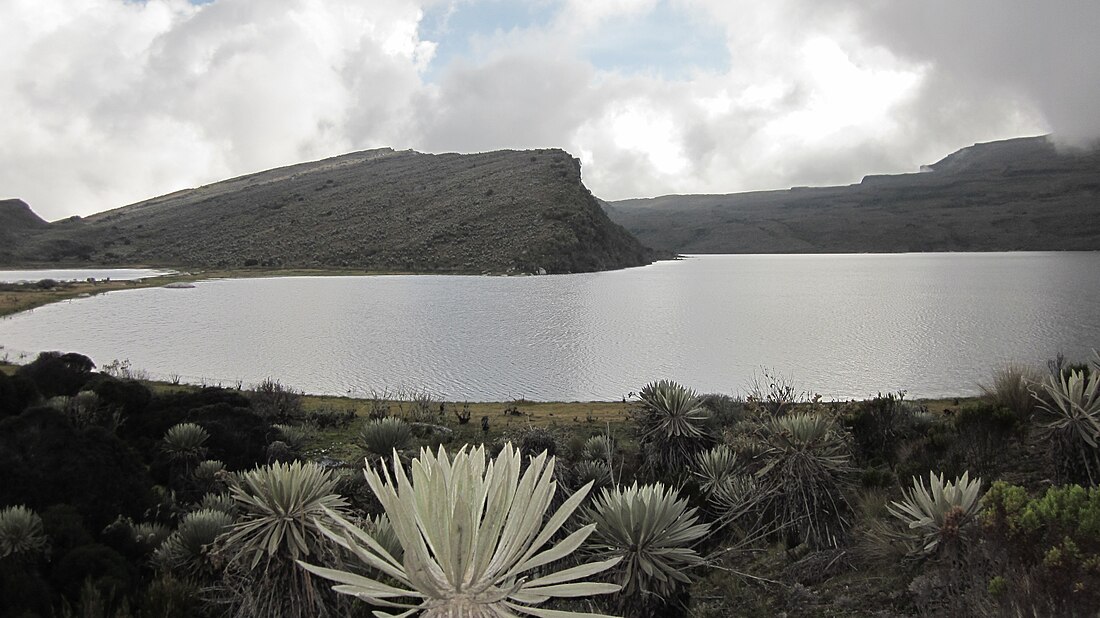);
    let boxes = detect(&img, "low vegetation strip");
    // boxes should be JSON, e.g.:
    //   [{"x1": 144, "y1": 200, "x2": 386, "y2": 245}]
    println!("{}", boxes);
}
[{"x1": 2, "y1": 351, "x2": 1099, "y2": 617}]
